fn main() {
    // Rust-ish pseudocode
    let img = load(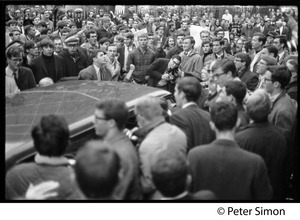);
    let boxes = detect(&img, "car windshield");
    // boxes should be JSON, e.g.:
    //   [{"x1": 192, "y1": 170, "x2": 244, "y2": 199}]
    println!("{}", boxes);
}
[{"x1": 6, "y1": 81, "x2": 165, "y2": 147}]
